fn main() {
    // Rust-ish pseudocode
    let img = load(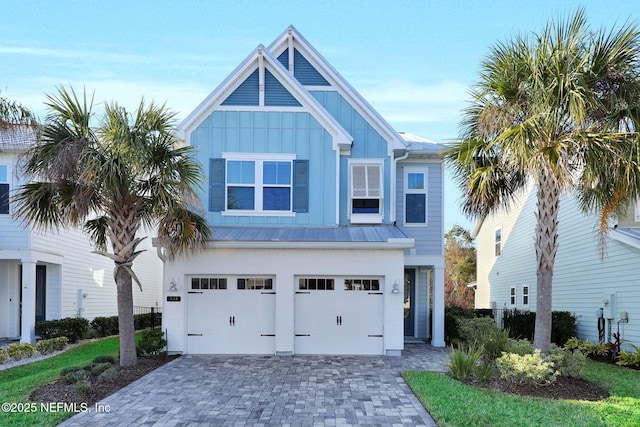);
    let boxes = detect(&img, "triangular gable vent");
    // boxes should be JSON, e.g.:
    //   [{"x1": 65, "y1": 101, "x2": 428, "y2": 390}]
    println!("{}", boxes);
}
[
  {"x1": 277, "y1": 48, "x2": 330, "y2": 86},
  {"x1": 221, "y1": 50, "x2": 301, "y2": 107}
]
